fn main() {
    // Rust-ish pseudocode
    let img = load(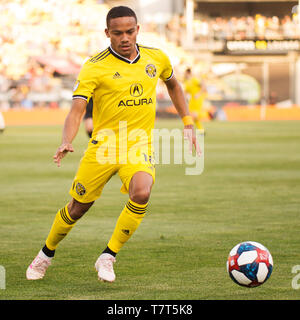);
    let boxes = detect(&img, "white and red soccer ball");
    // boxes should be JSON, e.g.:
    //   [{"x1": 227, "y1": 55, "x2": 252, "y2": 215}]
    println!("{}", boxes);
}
[{"x1": 227, "y1": 241, "x2": 273, "y2": 287}]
